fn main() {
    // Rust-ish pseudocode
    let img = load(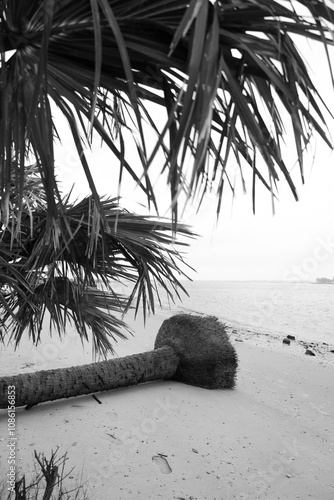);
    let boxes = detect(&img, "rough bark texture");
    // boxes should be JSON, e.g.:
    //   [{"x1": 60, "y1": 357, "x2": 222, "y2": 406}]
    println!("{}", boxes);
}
[
  {"x1": 0, "y1": 313, "x2": 238, "y2": 409},
  {"x1": 154, "y1": 314, "x2": 238, "y2": 389},
  {"x1": 0, "y1": 346, "x2": 179, "y2": 409}
]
